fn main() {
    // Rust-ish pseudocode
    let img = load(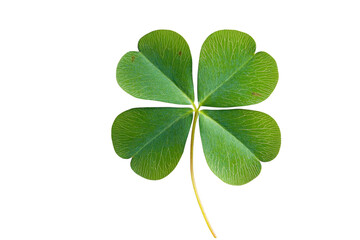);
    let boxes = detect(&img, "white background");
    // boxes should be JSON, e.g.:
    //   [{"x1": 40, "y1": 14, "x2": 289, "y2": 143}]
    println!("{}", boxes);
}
[{"x1": 1, "y1": 0, "x2": 359, "y2": 239}]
